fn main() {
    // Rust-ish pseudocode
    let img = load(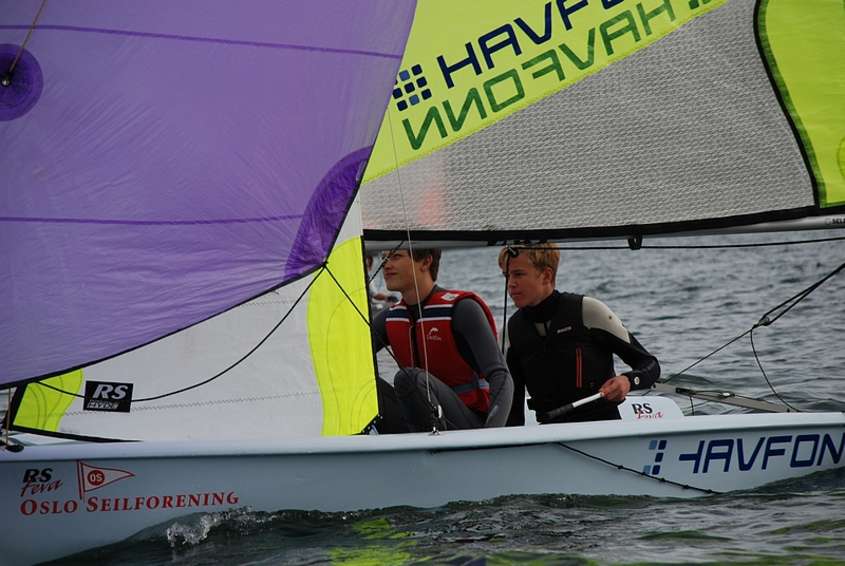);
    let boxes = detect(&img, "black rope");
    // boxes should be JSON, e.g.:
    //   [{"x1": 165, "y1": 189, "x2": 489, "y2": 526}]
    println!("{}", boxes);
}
[
  {"x1": 641, "y1": 235, "x2": 845, "y2": 249},
  {"x1": 663, "y1": 330, "x2": 752, "y2": 382},
  {"x1": 366, "y1": 240, "x2": 406, "y2": 287},
  {"x1": 663, "y1": 260, "x2": 845, "y2": 411},
  {"x1": 34, "y1": 266, "x2": 326, "y2": 402},
  {"x1": 506, "y1": 234, "x2": 845, "y2": 252},
  {"x1": 325, "y1": 264, "x2": 417, "y2": 387},
  {"x1": 750, "y1": 328, "x2": 799, "y2": 412},
  {"x1": 754, "y1": 261, "x2": 845, "y2": 327},
  {"x1": 325, "y1": 264, "x2": 372, "y2": 328},
  {"x1": 500, "y1": 247, "x2": 517, "y2": 354},
  {"x1": 556, "y1": 442, "x2": 719, "y2": 495}
]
